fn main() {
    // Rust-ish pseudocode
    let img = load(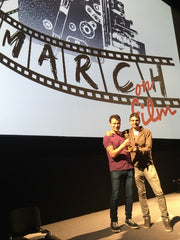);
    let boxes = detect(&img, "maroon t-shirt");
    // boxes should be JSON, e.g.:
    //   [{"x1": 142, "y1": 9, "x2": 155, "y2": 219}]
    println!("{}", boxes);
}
[{"x1": 103, "y1": 134, "x2": 133, "y2": 172}]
